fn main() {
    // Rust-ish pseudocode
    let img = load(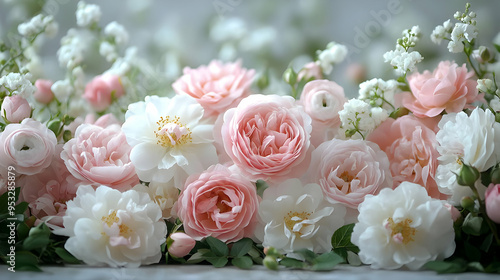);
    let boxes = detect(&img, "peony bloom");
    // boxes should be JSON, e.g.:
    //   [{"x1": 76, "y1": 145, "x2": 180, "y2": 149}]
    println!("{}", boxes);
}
[
  {"x1": 305, "y1": 139, "x2": 392, "y2": 210},
  {"x1": 368, "y1": 115, "x2": 443, "y2": 199},
  {"x1": 133, "y1": 180, "x2": 179, "y2": 220},
  {"x1": 435, "y1": 108, "x2": 500, "y2": 205},
  {"x1": 1, "y1": 95, "x2": 31, "y2": 123},
  {"x1": 485, "y1": 184, "x2": 500, "y2": 224},
  {"x1": 175, "y1": 164, "x2": 259, "y2": 242},
  {"x1": 0, "y1": 118, "x2": 57, "y2": 176},
  {"x1": 34, "y1": 79, "x2": 55, "y2": 104},
  {"x1": 351, "y1": 182, "x2": 455, "y2": 270},
  {"x1": 61, "y1": 124, "x2": 138, "y2": 191},
  {"x1": 257, "y1": 178, "x2": 346, "y2": 254},
  {"x1": 172, "y1": 60, "x2": 255, "y2": 119},
  {"x1": 168, "y1": 232, "x2": 196, "y2": 258},
  {"x1": 217, "y1": 94, "x2": 312, "y2": 183},
  {"x1": 121, "y1": 95, "x2": 218, "y2": 185},
  {"x1": 55, "y1": 185, "x2": 167, "y2": 267},
  {"x1": 84, "y1": 74, "x2": 124, "y2": 112},
  {"x1": 400, "y1": 61, "x2": 480, "y2": 118},
  {"x1": 299, "y1": 80, "x2": 346, "y2": 146}
]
